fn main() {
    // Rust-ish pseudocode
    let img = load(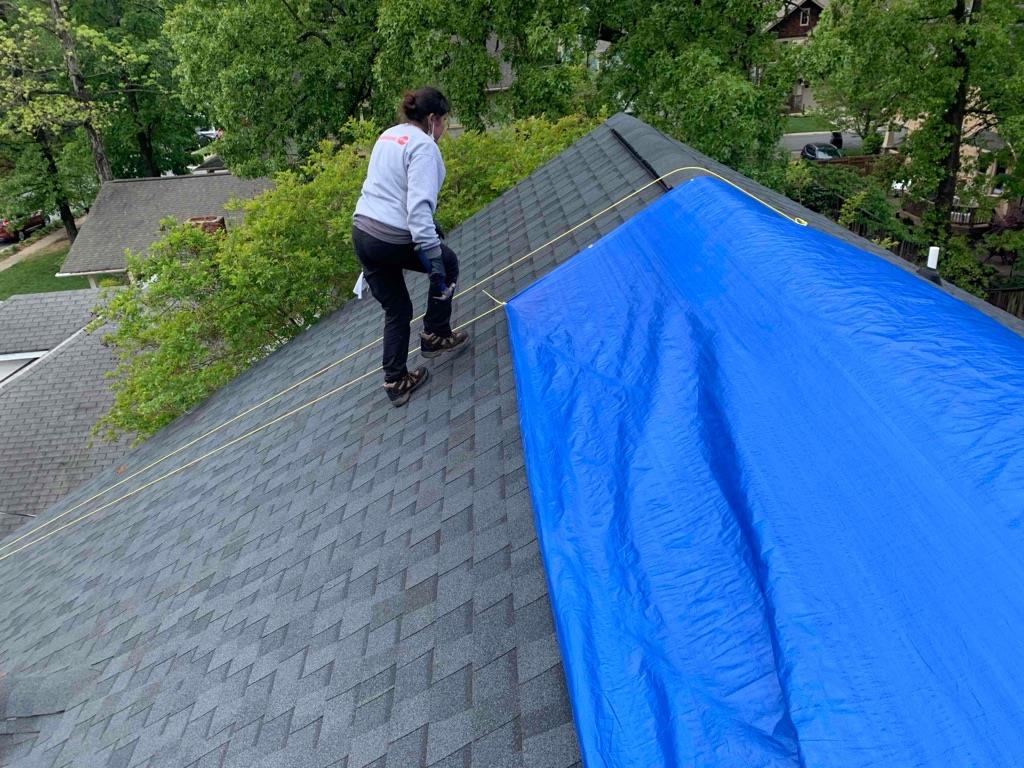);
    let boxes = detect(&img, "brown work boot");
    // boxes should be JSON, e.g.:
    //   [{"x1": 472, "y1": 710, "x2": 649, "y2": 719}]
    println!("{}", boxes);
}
[
  {"x1": 384, "y1": 367, "x2": 429, "y2": 407},
  {"x1": 420, "y1": 329, "x2": 470, "y2": 359}
]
